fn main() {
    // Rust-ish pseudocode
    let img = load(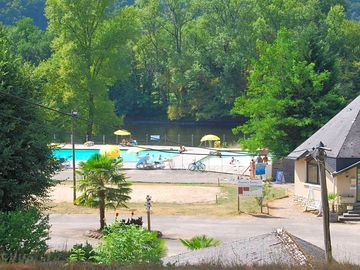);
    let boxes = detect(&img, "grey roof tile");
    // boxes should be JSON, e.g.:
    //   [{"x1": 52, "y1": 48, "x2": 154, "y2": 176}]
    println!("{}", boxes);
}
[
  {"x1": 288, "y1": 95, "x2": 360, "y2": 159},
  {"x1": 163, "y1": 229, "x2": 325, "y2": 267}
]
